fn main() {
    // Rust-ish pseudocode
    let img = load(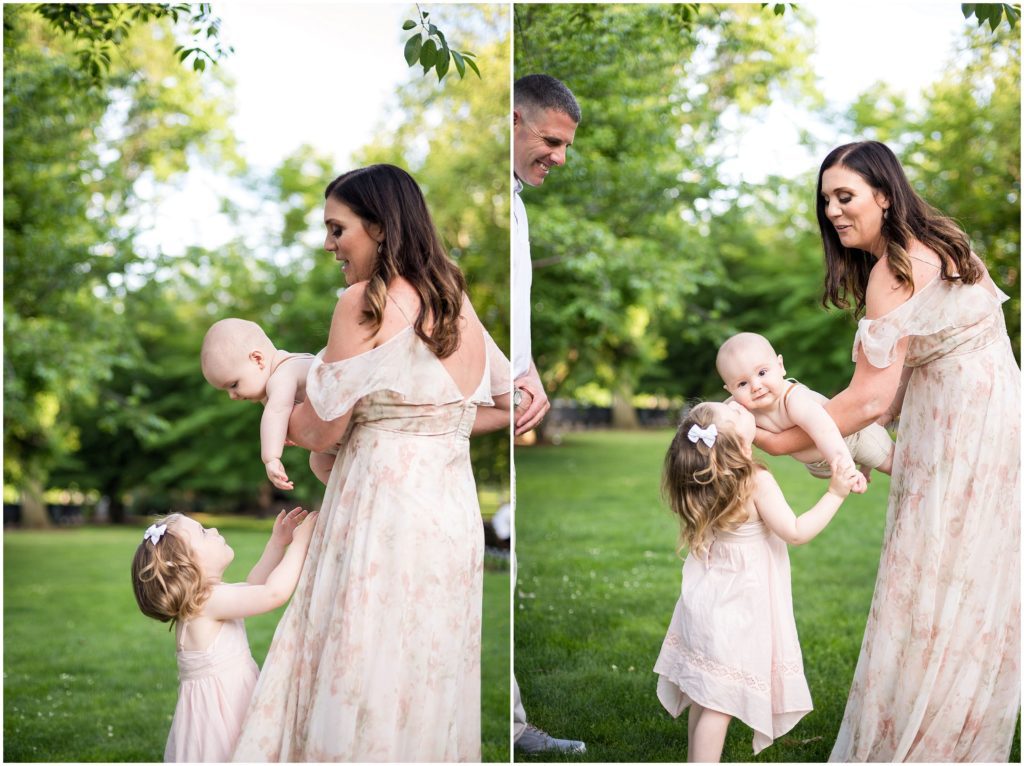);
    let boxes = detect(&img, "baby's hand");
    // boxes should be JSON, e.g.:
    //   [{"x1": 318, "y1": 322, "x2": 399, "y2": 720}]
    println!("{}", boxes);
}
[
  {"x1": 850, "y1": 471, "x2": 868, "y2": 494},
  {"x1": 270, "y1": 506, "x2": 308, "y2": 546},
  {"x1": 829, "y1": 452, "x2": 854, "y2": 475},
  {"x1": 291, "y1": 510, "x2": 319, "y2": 547},
  {"x1": 265, "y1": 459, "x2": 293, "y2": 491},
  {"x1": 828, "y1": 462, "x2": 861, "y2": 498}
]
